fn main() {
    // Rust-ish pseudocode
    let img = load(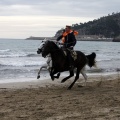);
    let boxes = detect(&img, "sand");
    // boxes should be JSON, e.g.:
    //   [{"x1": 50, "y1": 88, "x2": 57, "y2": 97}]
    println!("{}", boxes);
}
[{"x1": 0, "y1": 74, "x2": 120, "y2": 120}]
